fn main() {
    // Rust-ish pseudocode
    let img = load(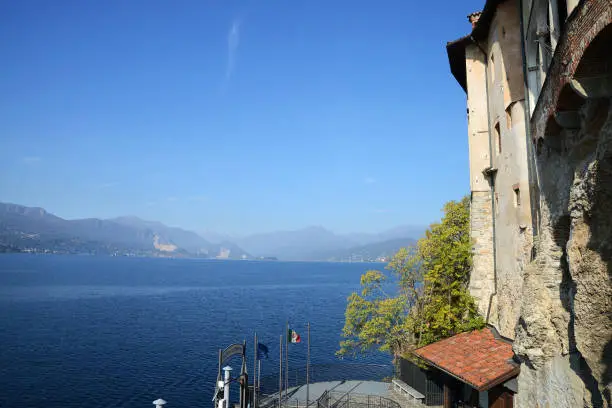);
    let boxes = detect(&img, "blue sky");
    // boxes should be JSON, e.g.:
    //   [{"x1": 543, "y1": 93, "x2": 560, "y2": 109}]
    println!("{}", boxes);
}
[{"x1": 0, "y1": 0, "x2": 483, "y2": 236}]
